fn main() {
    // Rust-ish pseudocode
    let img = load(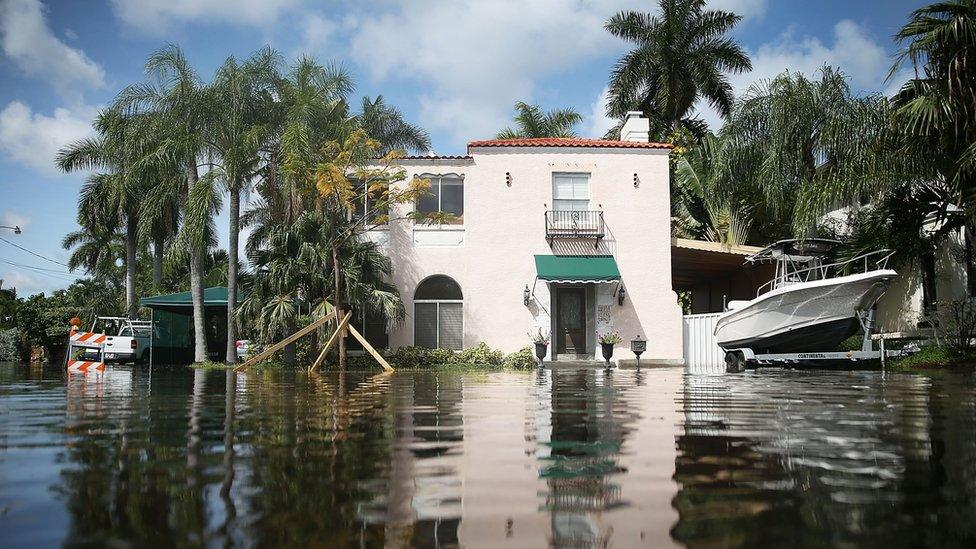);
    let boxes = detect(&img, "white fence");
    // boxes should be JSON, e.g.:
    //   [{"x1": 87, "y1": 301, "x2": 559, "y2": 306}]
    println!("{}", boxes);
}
[{"x1": 683, "y1": 313, "x2": 725, "y2": 373}]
